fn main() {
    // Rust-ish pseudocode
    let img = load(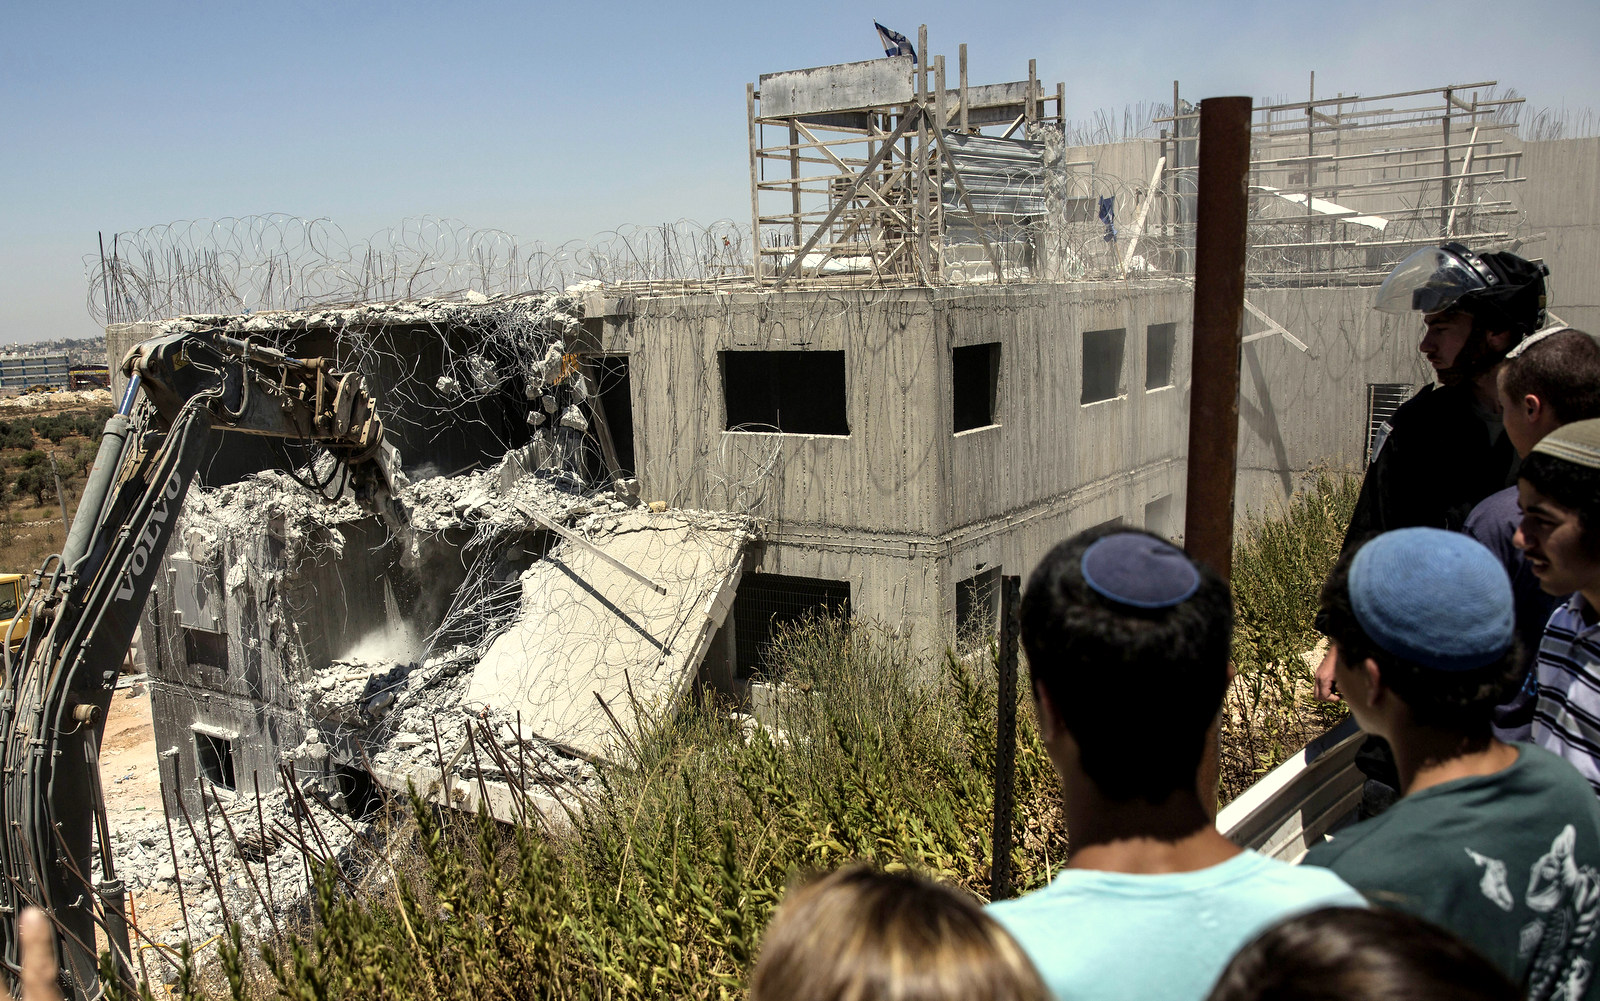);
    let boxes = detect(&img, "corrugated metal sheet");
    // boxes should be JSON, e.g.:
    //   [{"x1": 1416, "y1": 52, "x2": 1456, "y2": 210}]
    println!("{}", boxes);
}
[{"x1": 941, "y1": 133, "x2": 1047, "y2": 219}]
